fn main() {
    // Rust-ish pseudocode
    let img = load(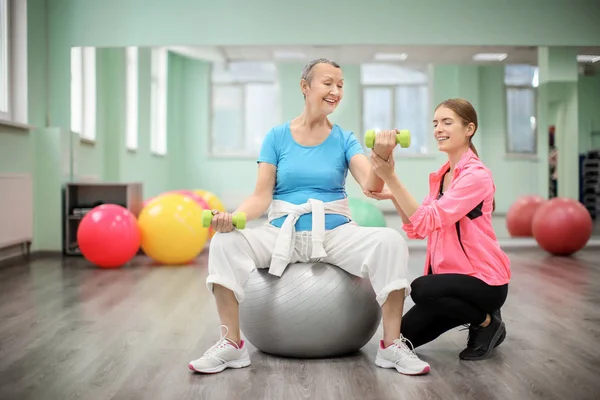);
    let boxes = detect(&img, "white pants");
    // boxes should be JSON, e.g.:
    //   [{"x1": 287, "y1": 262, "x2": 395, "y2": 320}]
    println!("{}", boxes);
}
[{"x1": 205, "y1": 222, "x2": 411, "y2": 306}]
